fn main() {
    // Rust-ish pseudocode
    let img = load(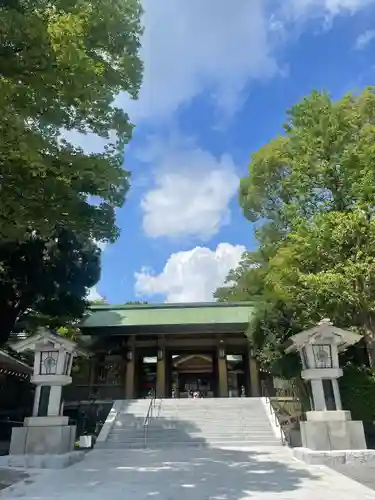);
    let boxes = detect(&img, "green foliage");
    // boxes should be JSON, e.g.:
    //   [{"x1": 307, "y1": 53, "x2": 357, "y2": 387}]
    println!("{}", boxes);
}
[
  {"x1": 215, "y1": 249, "x2": 302, "y2": 377},
  {"x1": 0, "y1": 229, "x2": 101, "y2": 345},
  {"x1": 218, "y1": 88, "x2": 375, "y2": 373},
  {"x1": 340, "y1": 363, "x2": 375, "y2": 424},
  {"x1": 0, "y1": 0, "x2": 143, "y2": 242},
  {"x1": 89, "y1": 299, "x2": 107, "y2": 305},
  {"x1": 57, "y1": 325, "x2": 82, "y2": 341},
  {"x1": 247, "y1": 300, "x2": 302, "y2": 379},
  {"x1": 123, "y1": 301, "x2": 148, "y2": 305},
  {"x1": 240, "y1": 87, "x2": 375, "y2": 229},
  {"x1": 267, "y1": 210, "x2": 375, "y2": 367}
]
